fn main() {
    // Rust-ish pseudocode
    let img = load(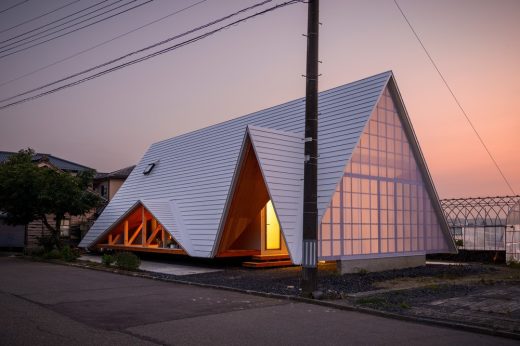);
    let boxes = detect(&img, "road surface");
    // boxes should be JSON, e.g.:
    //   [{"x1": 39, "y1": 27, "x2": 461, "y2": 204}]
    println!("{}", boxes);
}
[{"x1": 0, "y1": 257, "x2": 515, "y2": 345}]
